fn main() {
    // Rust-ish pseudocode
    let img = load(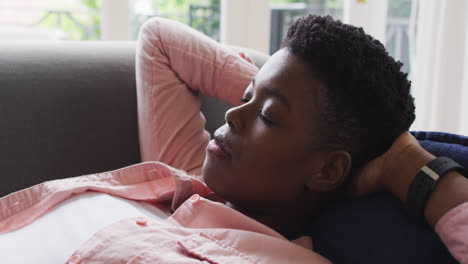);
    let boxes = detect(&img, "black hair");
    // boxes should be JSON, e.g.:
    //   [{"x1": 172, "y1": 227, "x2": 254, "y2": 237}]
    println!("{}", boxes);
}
[{"x1": 282, "y1": 15, "x2": 415, "y2": 175}]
